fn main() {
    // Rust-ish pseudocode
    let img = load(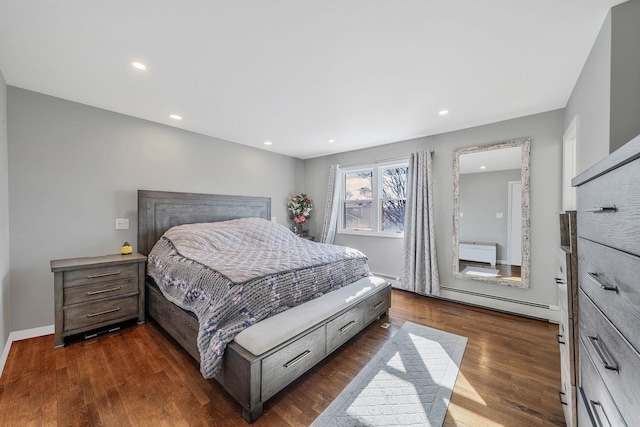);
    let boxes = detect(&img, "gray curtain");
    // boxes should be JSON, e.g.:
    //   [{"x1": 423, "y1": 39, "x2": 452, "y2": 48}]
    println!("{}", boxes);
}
[
  {"x1": 320, "y1": 164, "x2": 341, "y2": 244},
  {"x1": 401, "y1": 151, "x2": 439, "y2": 295}
]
